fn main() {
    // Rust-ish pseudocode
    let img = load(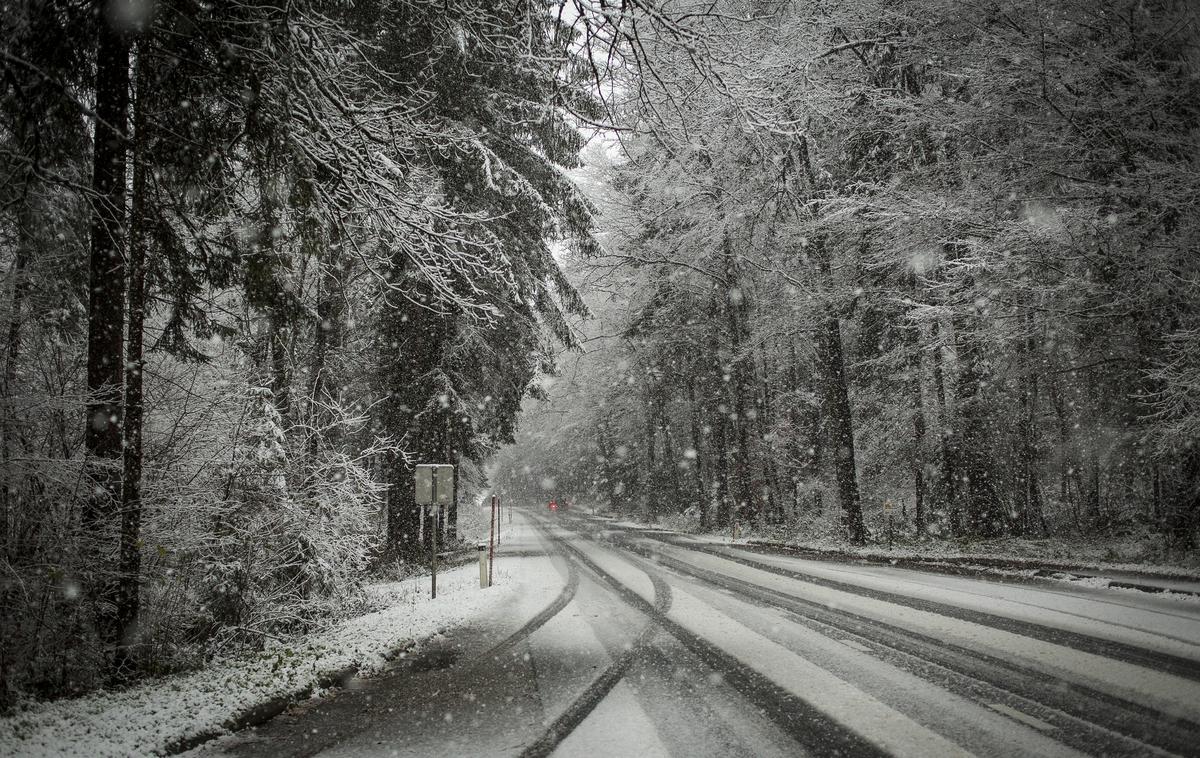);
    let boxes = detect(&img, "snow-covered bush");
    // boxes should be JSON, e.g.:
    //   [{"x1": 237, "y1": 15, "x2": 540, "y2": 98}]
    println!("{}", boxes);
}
[{"x1": 190, "y1": 386, "x2": 382, "y2": 649}]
